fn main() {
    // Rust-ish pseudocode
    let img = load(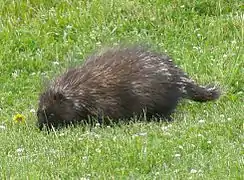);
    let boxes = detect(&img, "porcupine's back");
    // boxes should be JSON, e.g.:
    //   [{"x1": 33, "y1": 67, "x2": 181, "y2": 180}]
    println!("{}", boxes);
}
[{"x1": 37, "y1": 46, "x2": 220, "y2": 130}]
